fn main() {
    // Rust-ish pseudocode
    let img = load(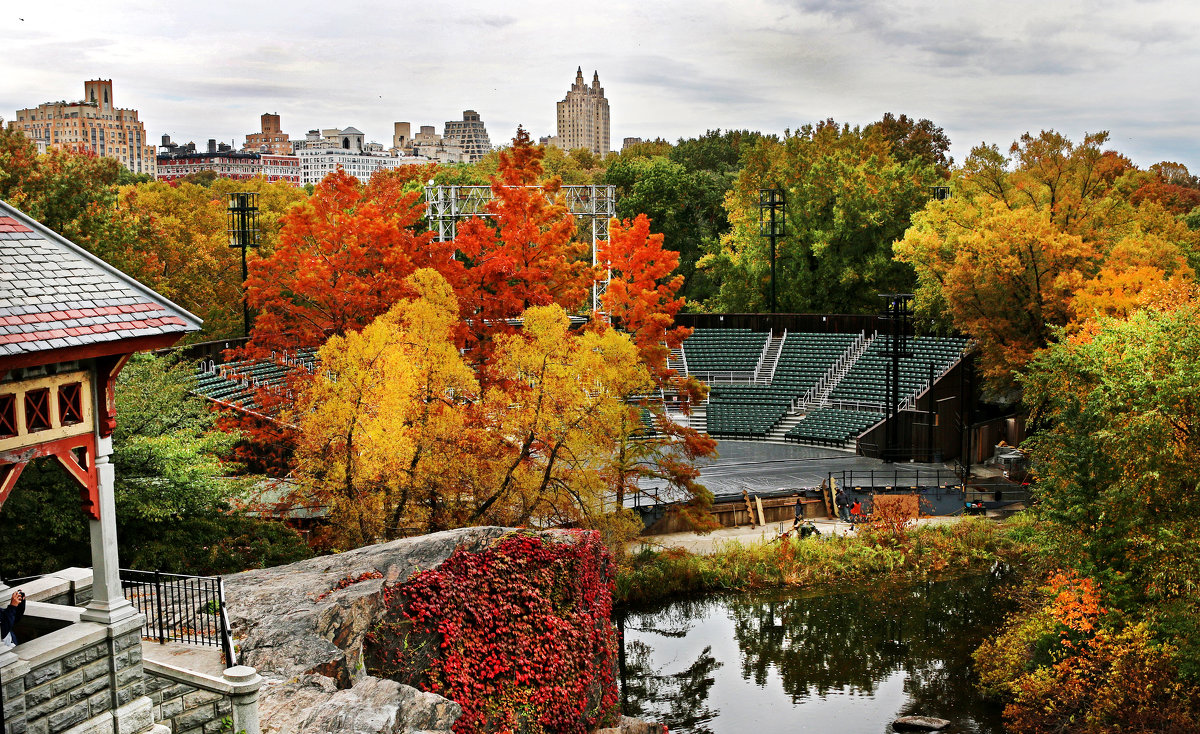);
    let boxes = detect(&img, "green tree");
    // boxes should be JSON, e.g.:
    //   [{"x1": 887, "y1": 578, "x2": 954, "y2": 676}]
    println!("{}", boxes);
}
[
  {"x1": 0, "y1": 354, "x2": 309, "y2": 576},
  {"x1": 1022, "y1": 303, "x2": 1200, "y2": 610},
  {"x1": 703, "y1": 120, "x2": 939, "y2": 313}
]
